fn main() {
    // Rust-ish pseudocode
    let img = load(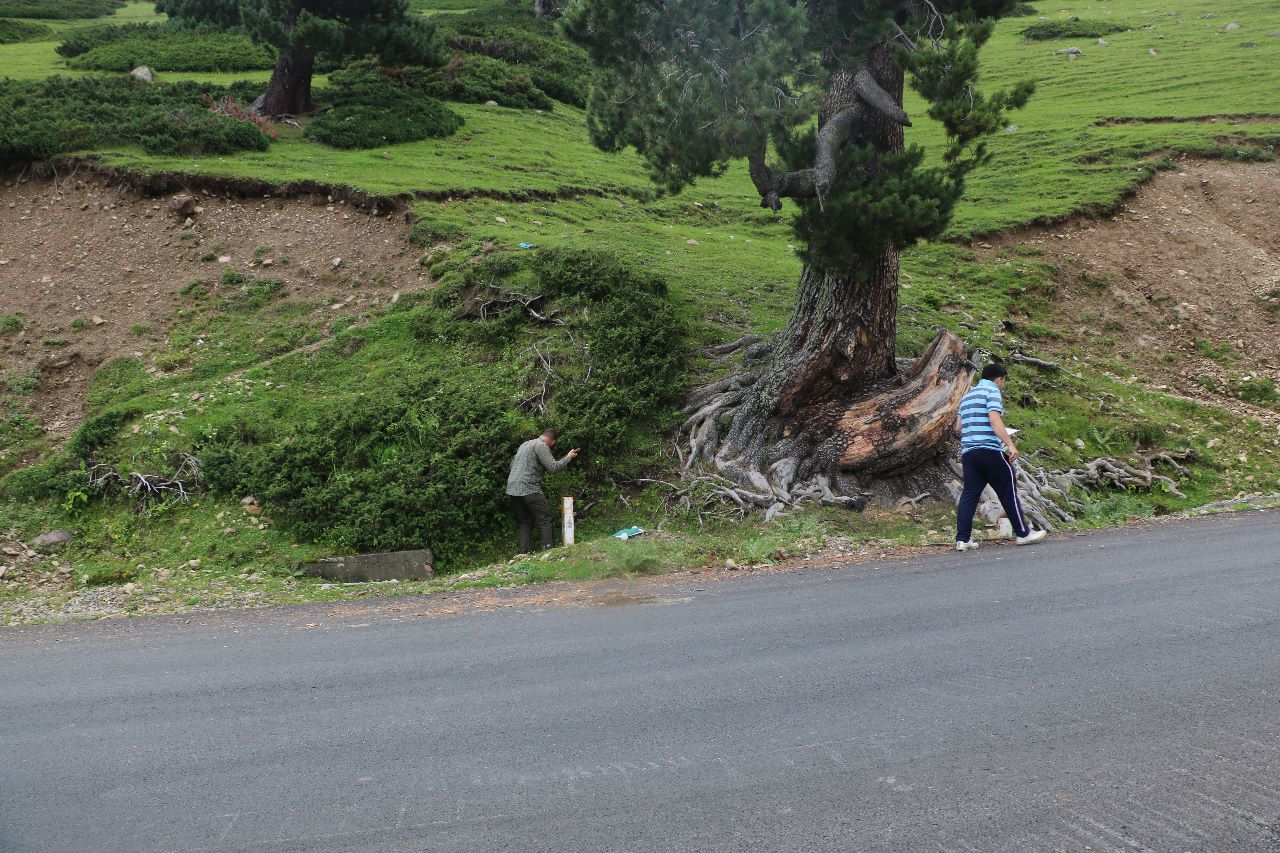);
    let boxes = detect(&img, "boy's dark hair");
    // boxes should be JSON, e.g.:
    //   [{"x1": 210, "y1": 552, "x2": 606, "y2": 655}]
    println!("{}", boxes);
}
[
  {"x1": 981, "y1": 363, "x2": 1008, "y2": 381},
  {"x1": 541, "y1": 428, "x2": 559, "y2": 440}
]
